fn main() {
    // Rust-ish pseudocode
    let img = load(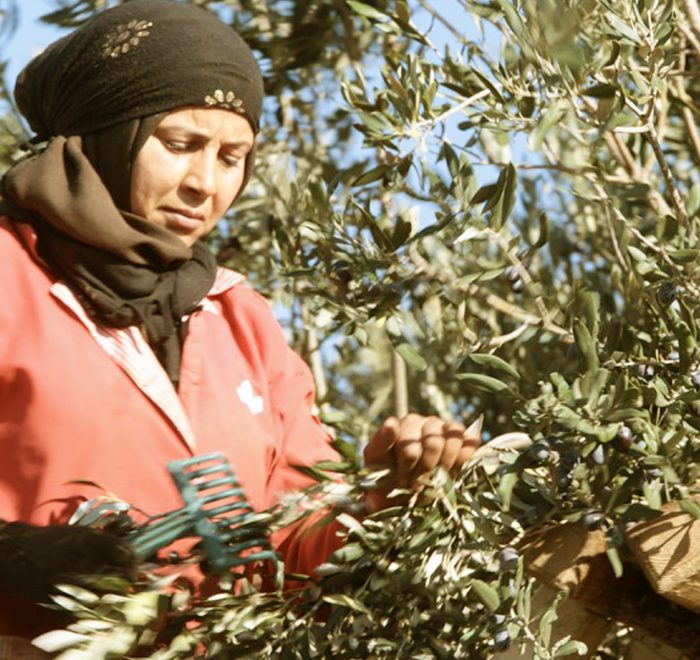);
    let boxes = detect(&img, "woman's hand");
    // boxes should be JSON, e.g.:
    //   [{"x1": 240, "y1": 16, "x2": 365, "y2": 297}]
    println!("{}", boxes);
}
[
  {"x1": 363, "y1": 413, "x2": 482, "y2": 512},
  {"x1": 0, "y1": 521, "x2": 138, "y2": 600}
]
